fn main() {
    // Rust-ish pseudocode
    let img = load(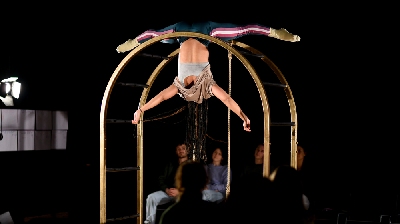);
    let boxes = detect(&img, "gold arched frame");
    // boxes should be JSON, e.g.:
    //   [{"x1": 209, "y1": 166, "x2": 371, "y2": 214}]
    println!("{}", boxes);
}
[
  {"x1": 231, "y1": 41, "x2": 298, "y2": 169},
  {"x1": 100, "y1": 32, "x2": 298, "y2": 223}
]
